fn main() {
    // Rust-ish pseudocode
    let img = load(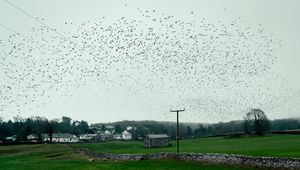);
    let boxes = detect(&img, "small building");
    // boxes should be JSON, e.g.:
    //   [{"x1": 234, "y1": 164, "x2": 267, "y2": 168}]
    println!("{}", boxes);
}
[
  {"x1": 126, "y1": 126, "x2": 133, "y2": 131},
  {"x1": 99, "y1": 133, "x2": 113, "y2": 141},
  {"x1": 105, "y1": 125, "x2": 115, "y2": 133},
  {"x1": 122, "y1": 130, "x2": 132, "y2": 140},
  {"x1": 113, "y1": 134, "x2": 122, "y2": 140},
  {"x1": 144, "y1": 134, "x2": 170, "y2": 148},
  {"x1": 27, "y1": 134, "x2": 38, "y2": 140},
  {"x1": 89, "y1": 127, "x2": 100, "y2": 133},
  {"x1": 26, "y1": 134, "x2": 42, "y2": 142},
  {"x1": 5, "y1": 135, "x2": 16, "y2": 142},
  {"x1": 79, "y1": 134, "x2": 98, "y2": 142},
  {"x1": 43, "y1": 133, "x2": 79, "y2": 143}
]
